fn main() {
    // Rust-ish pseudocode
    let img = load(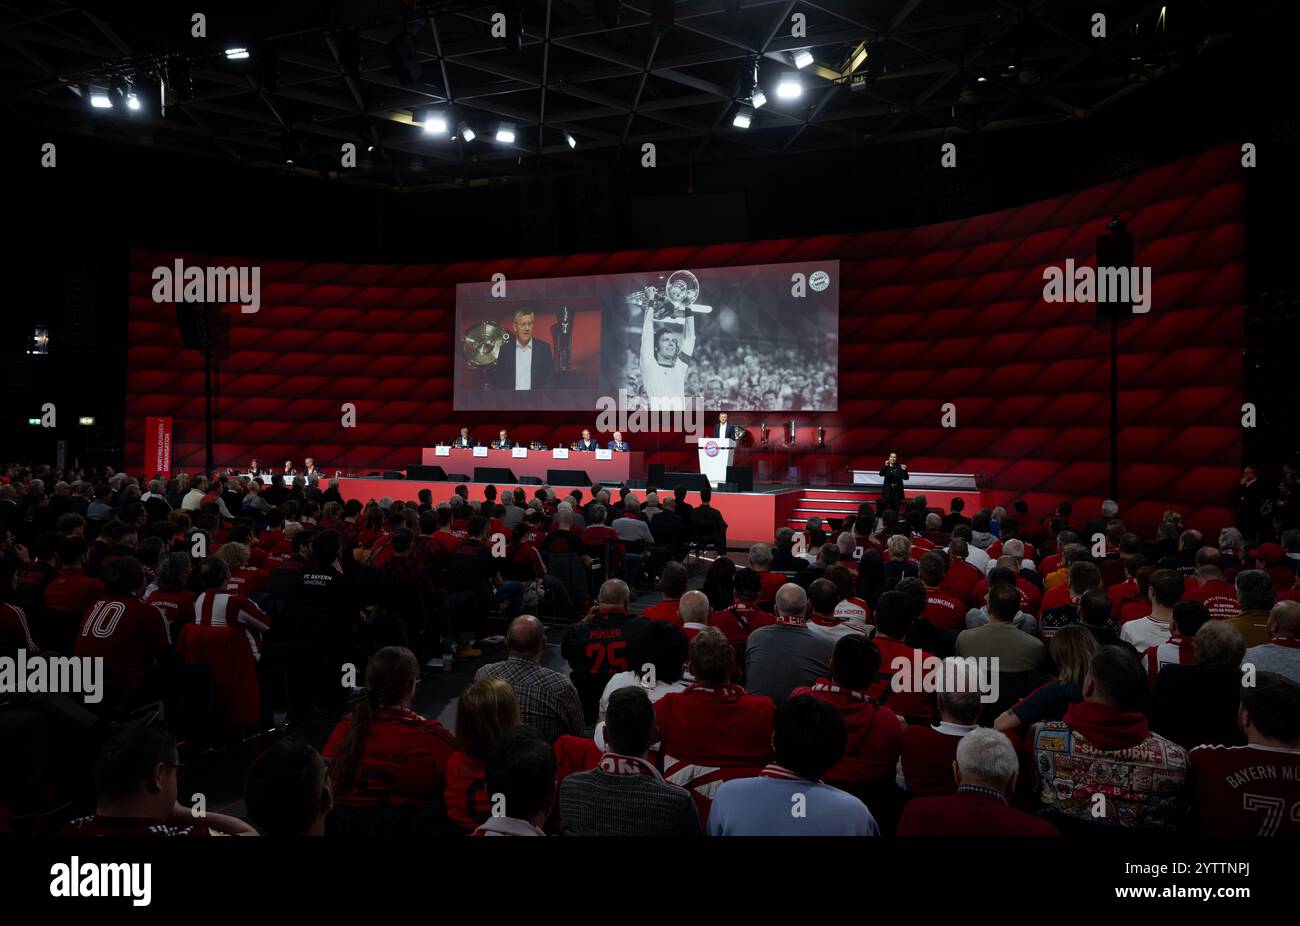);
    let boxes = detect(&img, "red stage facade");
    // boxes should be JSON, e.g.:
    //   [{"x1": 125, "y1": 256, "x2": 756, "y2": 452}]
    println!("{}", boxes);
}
[{"x1": 125, "y1": 146, "x2": 1244, "y2": 537}]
